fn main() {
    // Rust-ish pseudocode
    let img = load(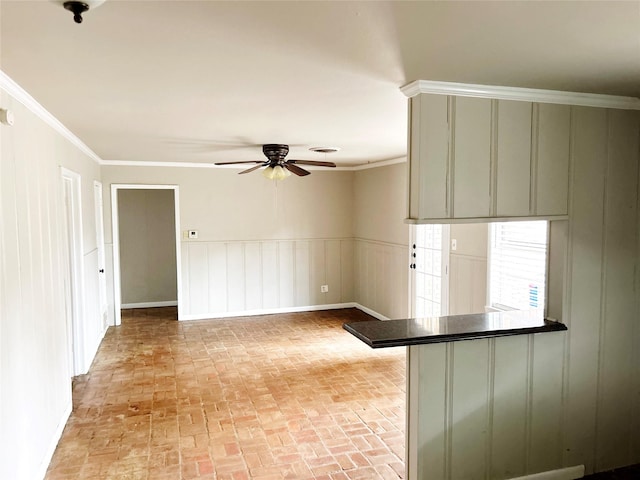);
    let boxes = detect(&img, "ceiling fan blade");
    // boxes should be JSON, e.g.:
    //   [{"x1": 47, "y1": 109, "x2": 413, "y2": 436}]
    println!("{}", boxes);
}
[
  {"x1": 288, "y1": 159, "x2": 336, "y2": 168},
  {"x1": 284, "y1": 163, "x2": 311, "y2": 176},
  {"x1": 215, "y1": 160, "x2": 264, "y2": 165},
  {"x1": 239, "y1": 164, "x2": 266, "y2": 174}
]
